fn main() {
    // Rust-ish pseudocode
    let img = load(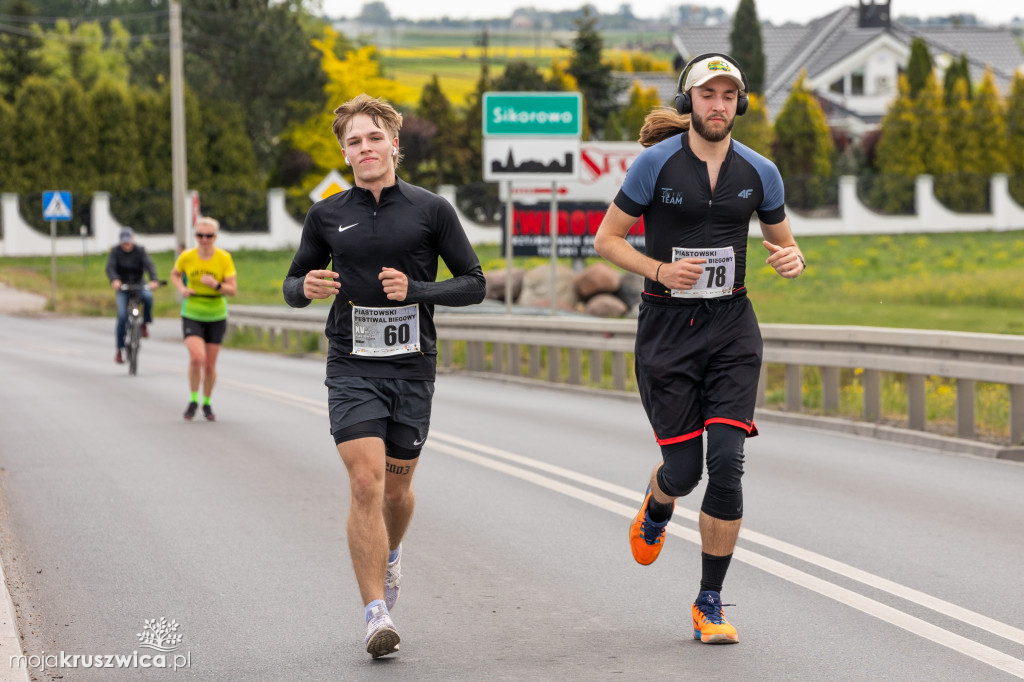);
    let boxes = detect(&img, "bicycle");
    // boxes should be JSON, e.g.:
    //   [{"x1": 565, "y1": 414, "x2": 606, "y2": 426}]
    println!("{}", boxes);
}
[{"x1": 120, "y1": 280, "x2": 165, "y2": 375}]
